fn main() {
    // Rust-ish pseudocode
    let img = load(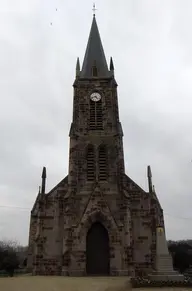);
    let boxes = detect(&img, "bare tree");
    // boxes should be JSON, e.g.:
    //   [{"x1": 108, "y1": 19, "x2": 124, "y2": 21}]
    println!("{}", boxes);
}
[{"x1": 0, "y1": 239, "x2": 20, "y2": 276}]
